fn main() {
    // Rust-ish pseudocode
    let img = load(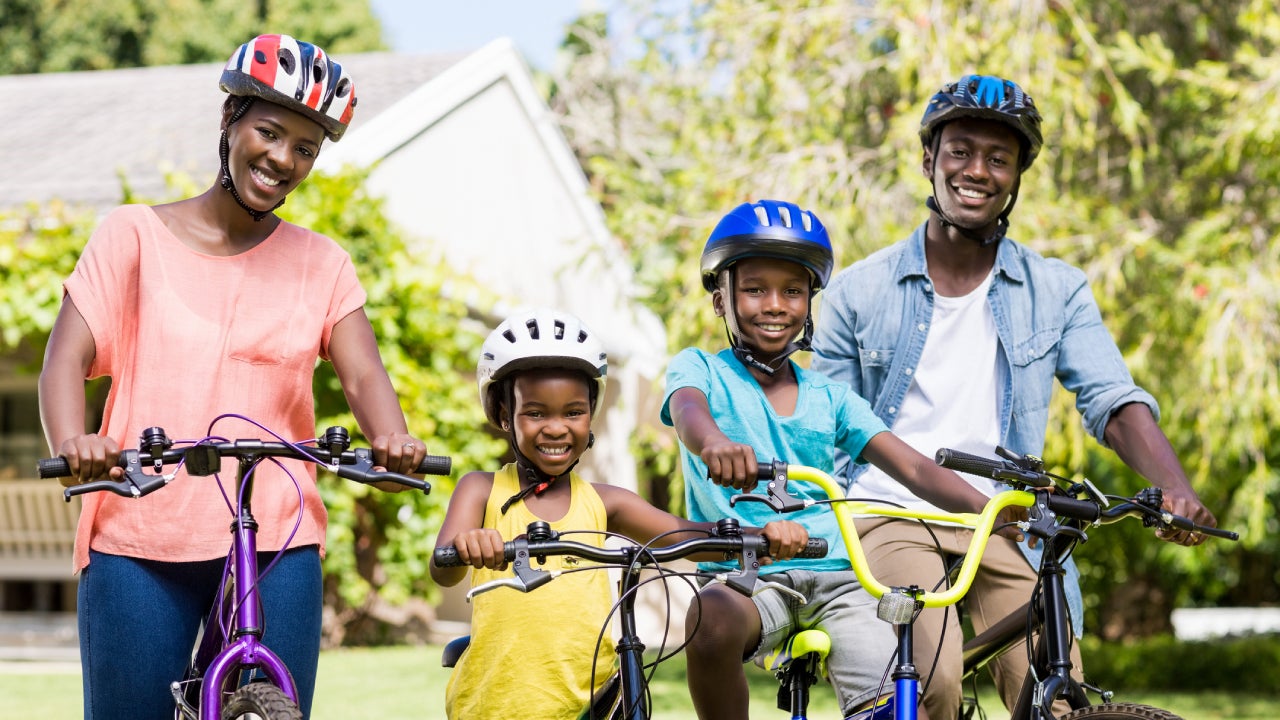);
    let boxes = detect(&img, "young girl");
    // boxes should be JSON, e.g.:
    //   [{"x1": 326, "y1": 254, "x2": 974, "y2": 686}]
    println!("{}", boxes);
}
[{"x1": 431, "y1": 308, "x2": 806, "y2": 720}]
